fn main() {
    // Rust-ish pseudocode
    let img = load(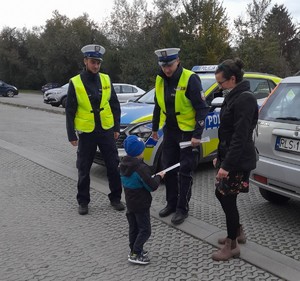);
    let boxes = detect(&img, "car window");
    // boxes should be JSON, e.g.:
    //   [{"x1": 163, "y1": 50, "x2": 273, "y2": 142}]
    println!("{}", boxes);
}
[
  {"x1": 135, "y1": 88, "x2": 155, "y2": 103},
  {"x1": 122, "y1": 85, "x2": 134, "y2": 93},
  {"x1": 204, "y1": 77, "x2": 279, "y2": 106},
  {"x1": 268, "y1": 80, "x2": 277, "y2": 91},
  {"x1": 114, "y1": 85, "x2": 121, "y2": 94},
  {"x1": 248, "y1": 79, "x2": 271, "y2": 99},
  {"x1": 197, "y1": 76, "x2": 216, "y2": 92},
  {"x1": 260, "y1": 83, "x2": 300, "y2": 123}
]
